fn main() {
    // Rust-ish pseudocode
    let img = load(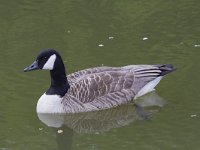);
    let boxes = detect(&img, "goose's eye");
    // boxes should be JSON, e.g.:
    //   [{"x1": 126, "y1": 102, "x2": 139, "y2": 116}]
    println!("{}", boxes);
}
[
  {"x1": 44, "y1": 57, "x2": 48, "y2": 60},
  {"x1": 41, "y1": 56, "x2": 48, "y2": 61}
]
